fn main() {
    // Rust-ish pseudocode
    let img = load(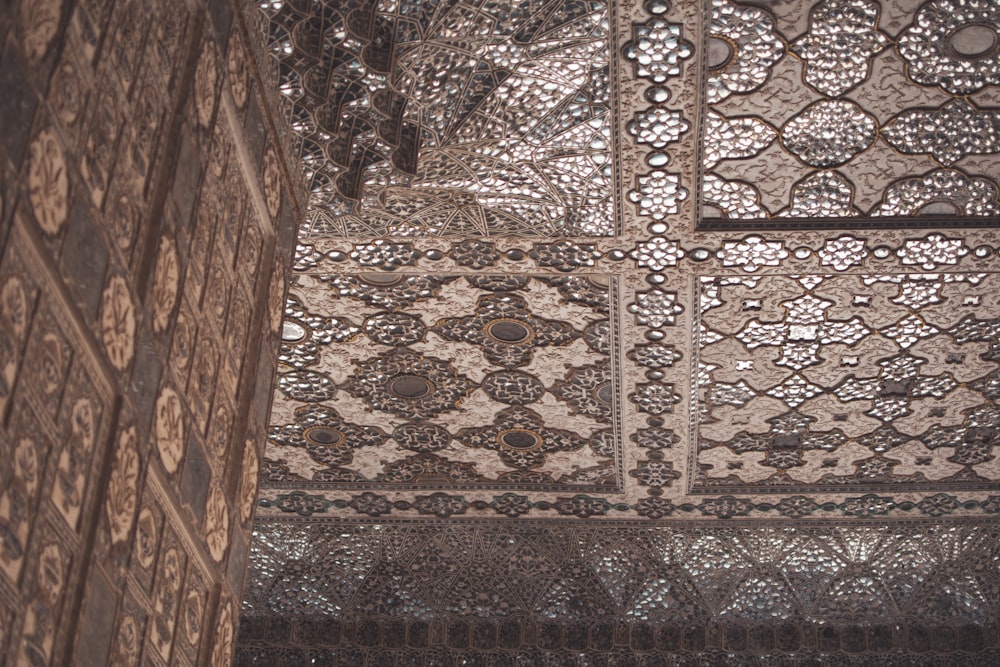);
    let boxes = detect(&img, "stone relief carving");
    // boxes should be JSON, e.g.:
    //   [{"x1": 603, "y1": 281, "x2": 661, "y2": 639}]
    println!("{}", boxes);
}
[
  {"x1": 100, "y1": 275, "x2": 136, "y2": 372},
  {"x1": 27, "y1": 129, "x2": 68, "y2": 236}
]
